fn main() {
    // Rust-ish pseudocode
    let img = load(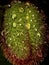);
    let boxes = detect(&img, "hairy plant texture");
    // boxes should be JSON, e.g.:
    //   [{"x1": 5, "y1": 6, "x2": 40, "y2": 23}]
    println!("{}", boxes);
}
[{"x1": 0, "y1": 1, "x2": 49, "y2": 65}]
